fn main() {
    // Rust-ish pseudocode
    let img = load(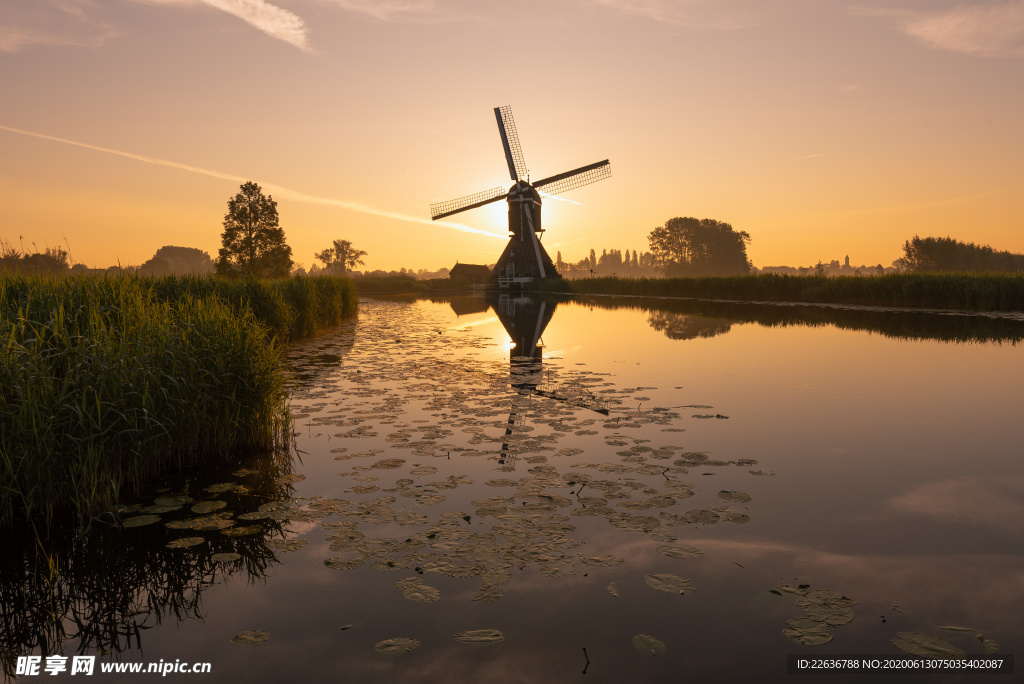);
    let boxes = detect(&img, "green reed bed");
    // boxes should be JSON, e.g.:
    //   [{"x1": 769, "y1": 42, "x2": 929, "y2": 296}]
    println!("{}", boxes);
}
[
  {"x1": 0, "y1": 274, "x2": 356, "y2": 527},
  {"x1": 538, "y1": 273, "x2": 1024, "y2": 311}
]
